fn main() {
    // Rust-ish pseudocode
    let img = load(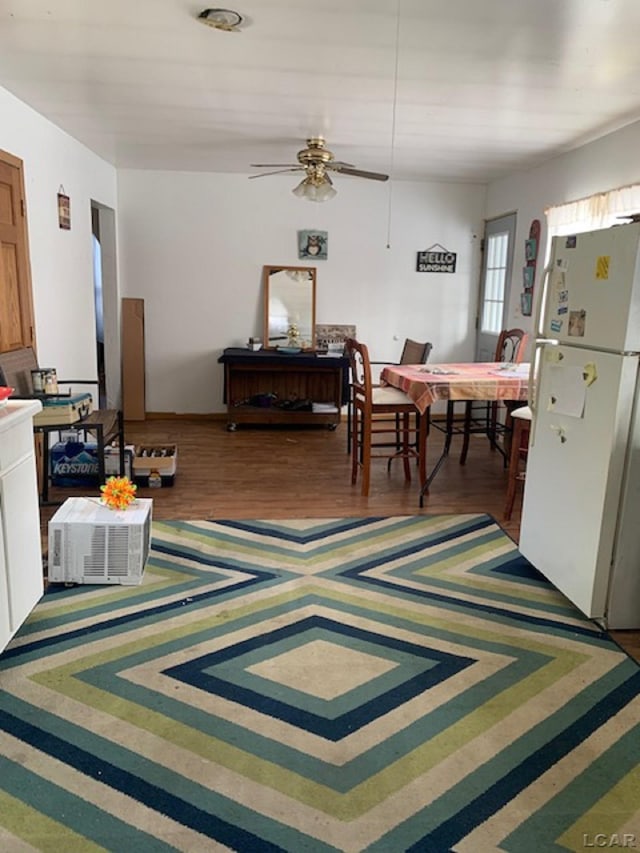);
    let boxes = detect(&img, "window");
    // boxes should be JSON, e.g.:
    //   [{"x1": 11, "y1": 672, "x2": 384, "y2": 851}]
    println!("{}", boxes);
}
[
  {"x1": 481, "y1": 230, "x2": 509, "y2": 334},
  {"x1": 475, "y1": 212, "x2": 516, "y2": 362}
]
